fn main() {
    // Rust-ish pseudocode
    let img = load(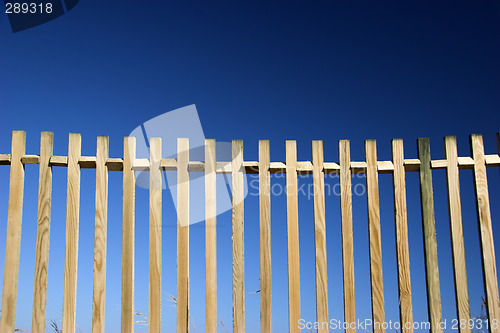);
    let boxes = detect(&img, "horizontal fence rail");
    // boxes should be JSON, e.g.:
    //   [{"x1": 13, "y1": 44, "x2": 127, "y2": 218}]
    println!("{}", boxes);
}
[{"x1": 0, "y1": 131, "x2": 499, "y2": 333}]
